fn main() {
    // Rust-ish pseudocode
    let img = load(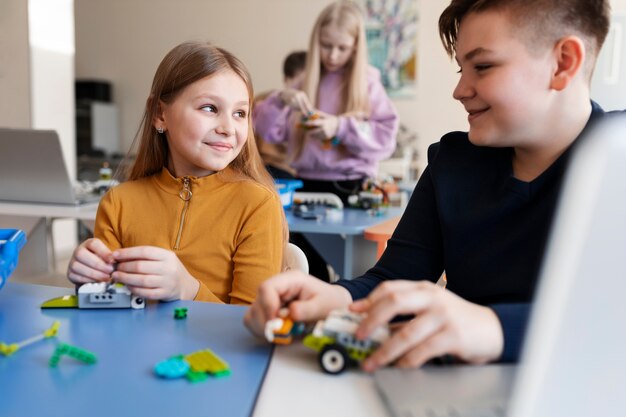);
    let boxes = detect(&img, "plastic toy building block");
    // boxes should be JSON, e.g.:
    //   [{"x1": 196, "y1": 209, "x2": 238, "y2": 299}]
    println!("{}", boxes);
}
[
  {"x1": 49, "y1": 342, "x2": 97, "y2": 367},
  {"x1": 77, "y1": 282, "x2": 145, "y2": 309},
  {"x1": 303, "y1": 309, "x2": 390, "y2": 375},
  {"x1": 274, "y1": 179, "x2": 303, "y2": 208},
  {"x1": 265, "y1": 309, "x2": 306, "y2": 345},
  {"x1": 154, "y1": 348, "x2": 231, "y2": 383},
  {"x1": 184, "y1": 349, "x2": 230, "y2": 377},
  {"x1": 0, "y1": 321, "x2": 60, "y2": 357},
  {"x1": 154, "y1": 356, "x2": 190, "y2": 379},
  {"x1": 0, "y1": 229, "x2": 27, "y2": 290},
  {"x1": 173, "y1": 307, "x2": 188, "y2": 319},
  {"x1": 42, "y1": 282, "x2": 145, "y2": 309},
  {"x1": 40, "y1": 294, "x2": 79, "y2": 308}
]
